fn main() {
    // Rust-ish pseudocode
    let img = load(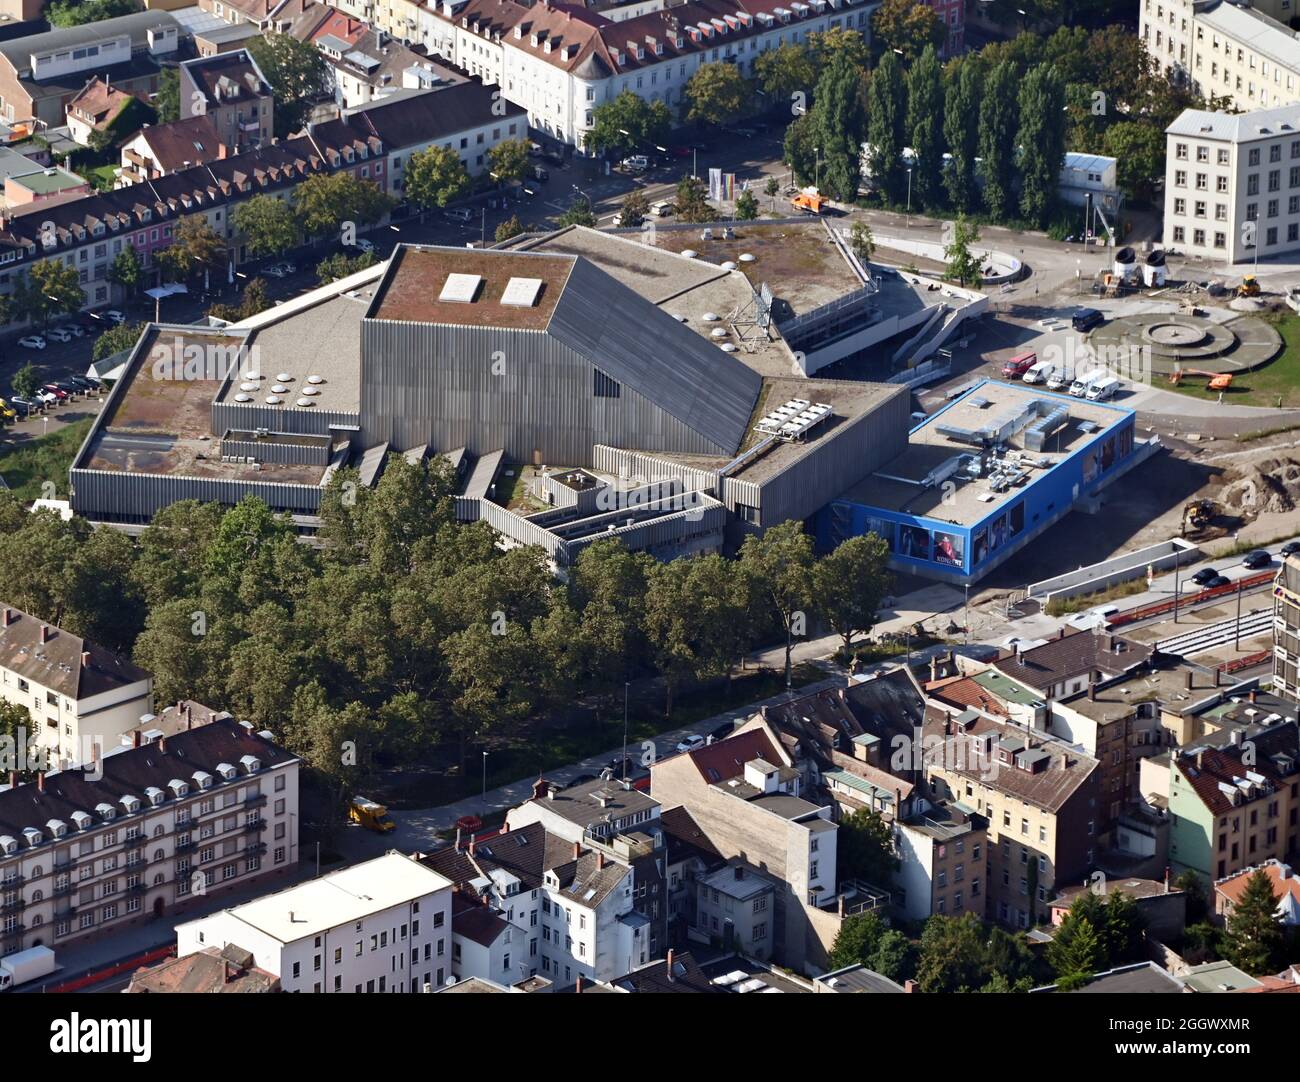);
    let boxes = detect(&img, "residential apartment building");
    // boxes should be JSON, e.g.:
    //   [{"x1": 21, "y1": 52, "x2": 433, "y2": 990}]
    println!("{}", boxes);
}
[
  {"x1": 1213, "y1": 857, "x2": 1300, "y2": 924},
  {"x1": 695, "y1": 862, "x2": 777, "y2": 960},
  {"x1": 0, "y1": 84, "x2": 521, "y2": 321},
  {"x1": 0, "y1": 716, "x2": 299, "y2": 958},
  {"x1": 919, "y1": 708, "x2": 1101, "y2": 930},
  {"x1": 179, "y1": 50, "x2": 274, "y2": 152},
  {"x1": 118, "y1": 115, "x2": 228, "y2": 185},
  {"x1": 1168, "y1": 719, "x2": 1300, "y2": 883},
  {"x1": 893, "y1": 801, "x2": 989, "y2": 923},
  {"x1": 421, "y1": 821, "x2": 652, "y2": 985},
  {"x1": 1274, "y1": 553, "x2": 1300, "y2": 695},
  {"x1": 414, "y1": 0, "x2": 880, "y2": 150},
  {"x1": 0, "y1": 604, "x2": 153, "y2": 770},
  {"x1": 1142, "y1": 0, "x2": 1300, "y2": 112},
  {"x1": 1163, "y1": 102, "x2": 1300, "y2": 263},
  {"x1": 649, "y1": 726, "x2": 849, "y2": 973},
  {"x1": 177, "y1": 852, "x2": 453, "y2": 993},
  {"x1": 0, "y1": 11, "x2": 181, "y2": 128}
]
